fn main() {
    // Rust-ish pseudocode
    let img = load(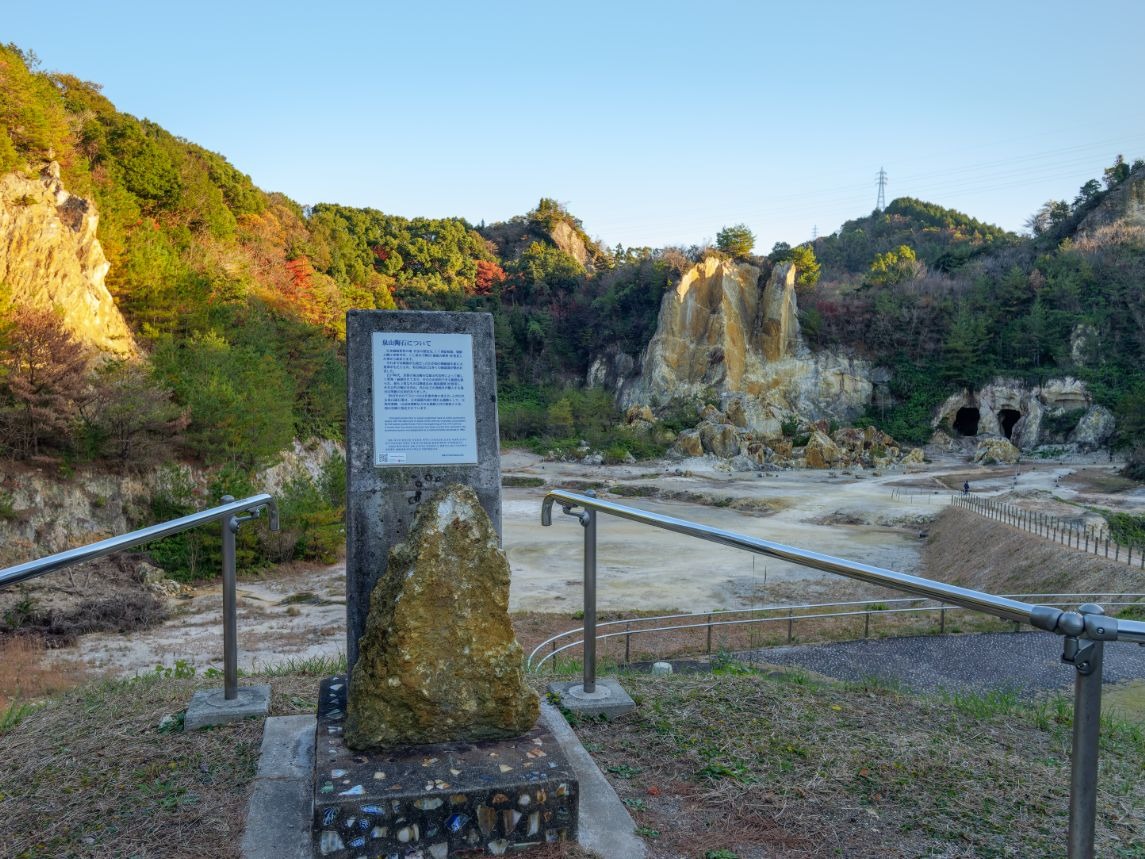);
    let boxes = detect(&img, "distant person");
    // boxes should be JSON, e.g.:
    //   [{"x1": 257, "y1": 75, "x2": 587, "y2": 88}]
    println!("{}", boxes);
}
[{"x1": 963, "y1": 481, "x2": 970, "y2": 496}]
